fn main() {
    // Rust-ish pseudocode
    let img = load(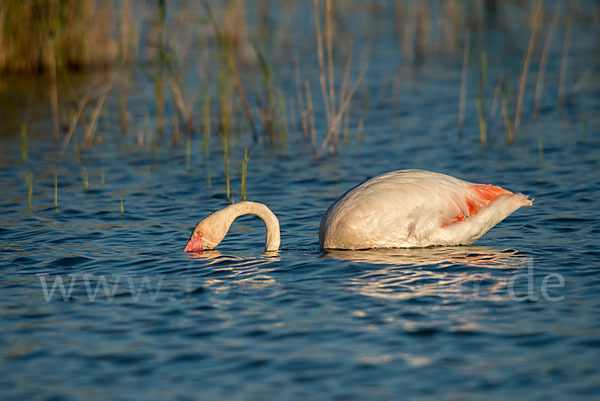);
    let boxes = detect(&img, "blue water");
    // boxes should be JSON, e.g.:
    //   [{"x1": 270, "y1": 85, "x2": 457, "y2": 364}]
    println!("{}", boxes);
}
[{"x1": 1, "y1": 2, "x2": 600, "y2": 400}]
